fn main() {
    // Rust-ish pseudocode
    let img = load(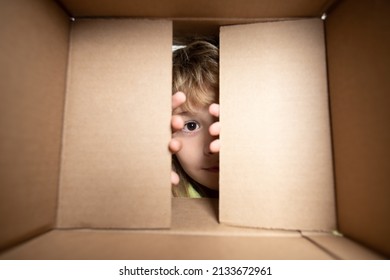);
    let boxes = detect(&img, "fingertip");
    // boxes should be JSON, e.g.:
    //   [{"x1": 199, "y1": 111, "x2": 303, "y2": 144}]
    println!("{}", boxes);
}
[
  {"x1": 175, "y1": 91, "x2": 186, "y2": 103},
  {"x1": 210, "y1": 139, "x2": 220, "y2": 153},
  {"x1": 171, "y1": 115, "x2": 184, "y2": 131},
  {"x1": 169, "y1": 138, "x2": 182, "y2": 153},
  {"x1": 172, "y1": 91, "x2": 186, "y2": 109},
  {"x1": 209, "y1": 122, "x2": 221, "y2": 136},
  {"x1": 209, "y1": 103, "x2": 220, "y2": 117}
]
